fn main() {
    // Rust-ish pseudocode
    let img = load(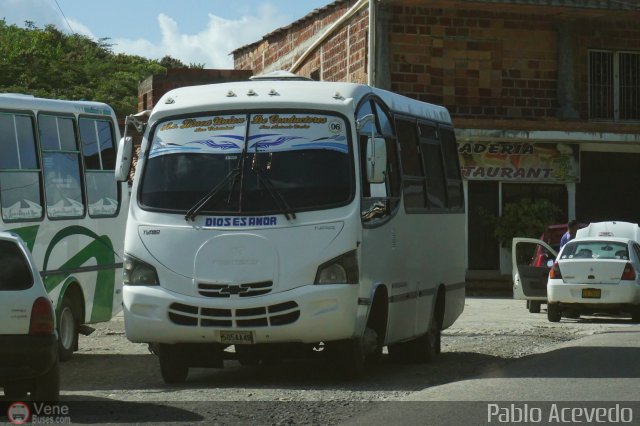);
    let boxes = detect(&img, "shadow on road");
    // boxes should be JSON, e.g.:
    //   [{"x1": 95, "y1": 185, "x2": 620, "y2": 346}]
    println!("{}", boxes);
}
[{"x1": 59, "y1": 351, "x2": 512, "y2": 393}]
